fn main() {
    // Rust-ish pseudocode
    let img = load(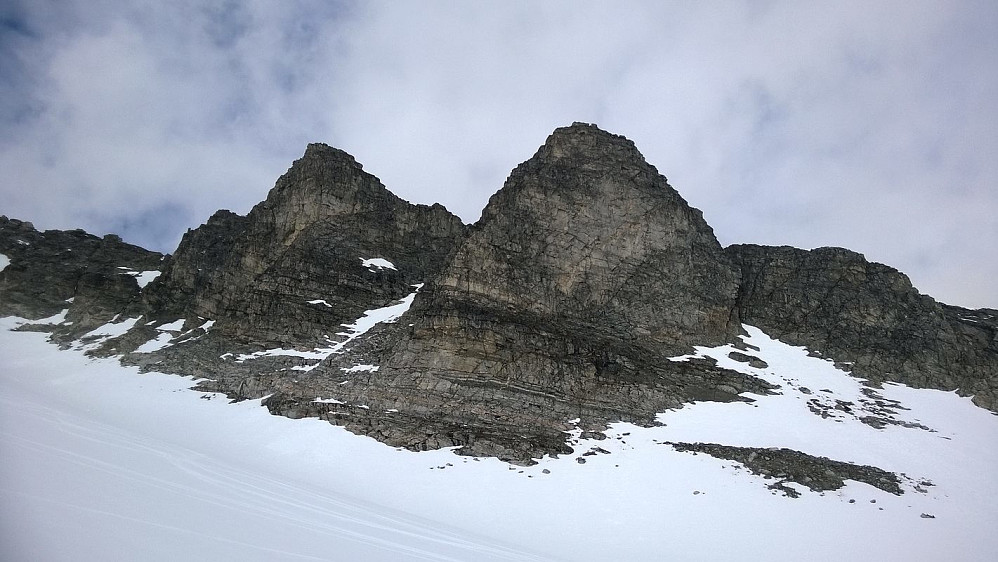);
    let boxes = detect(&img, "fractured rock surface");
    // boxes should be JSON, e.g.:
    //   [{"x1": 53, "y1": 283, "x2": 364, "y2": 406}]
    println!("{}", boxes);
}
[
  {"x1": 0, "y1": 216, "x2": 163, "y2": 333},
  {"x1": 729, "y1": 244, "x2": 998, "y2": 410},
  {"x1": 301, "y1": 123, "x2": 764, "y2": 460},
  {"x1": 144, "y1": 143, "x2": 467, "y2": 347}
]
